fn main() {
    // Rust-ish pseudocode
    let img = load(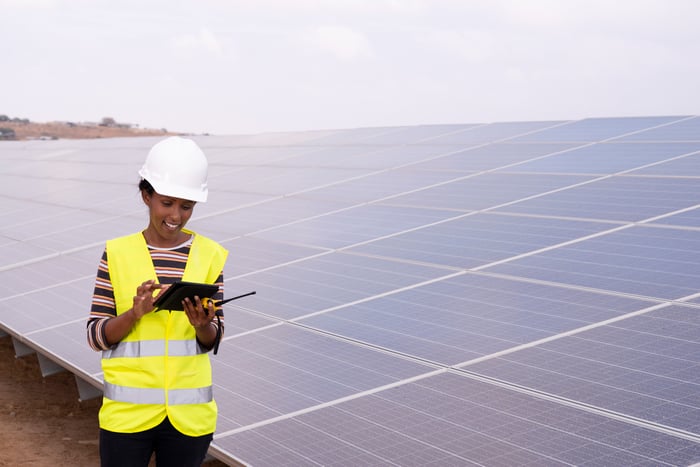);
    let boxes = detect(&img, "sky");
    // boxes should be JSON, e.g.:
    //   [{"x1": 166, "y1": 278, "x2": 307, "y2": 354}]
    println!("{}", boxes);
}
[{"x1": 1, "y1": 0, "x2": 699, "y2": 136}]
